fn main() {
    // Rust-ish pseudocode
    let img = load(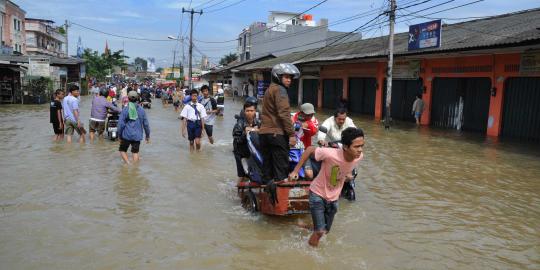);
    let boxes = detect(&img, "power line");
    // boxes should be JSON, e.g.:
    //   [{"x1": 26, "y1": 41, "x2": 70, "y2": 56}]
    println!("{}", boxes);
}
[
  {"x1": 295, "y1": 0, "x2": 488, "y2": 62},
  {"x1": 194, "y1": 38, "x2": 238, "y2": 43},
  {"x1": 400, "y1": 0, "x2": 488, "y2": 20},
  {"x1": 196, "y1": 0, "x2": 435, "y2": 48},
  {"x1": 193, "y1": 0, "x2": 218, "y2": 9},
  {"x1": 248, "y1": 0, "x2": 482, "y2": 62},
  {"x1": 249, "y1": 0, "x2": 329, "y2": 38},
  {"x1": 205, "y1": 0, "x2": 249, "y2": 13},
  {"x1": 187, "y1": 0, "x2": 423, "y2": 45},
  {"x1": 200, "y1": 0, "x2": 229, "y2": 10},
  {"x1": 69, "y1": 21, "x2": 174, "y2": 42},
  {"x1": 294, "y1": 12, "x2": 386, "y2": 61}
]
